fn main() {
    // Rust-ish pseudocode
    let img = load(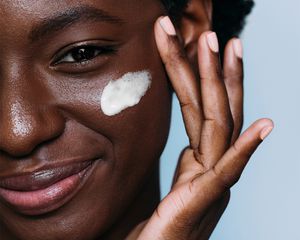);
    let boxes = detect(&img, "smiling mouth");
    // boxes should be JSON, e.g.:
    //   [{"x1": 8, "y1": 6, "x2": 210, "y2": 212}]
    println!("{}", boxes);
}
[{"x1": 0, "y1": 159, "x2": 99, "y2": 216}]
